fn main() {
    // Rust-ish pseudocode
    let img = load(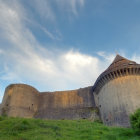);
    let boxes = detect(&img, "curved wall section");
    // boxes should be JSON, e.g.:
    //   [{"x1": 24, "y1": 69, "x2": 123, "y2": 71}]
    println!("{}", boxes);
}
[
  {"x1": 93, "y1": 66, "x2": 140, "y2": 94},
  {"x1": 95, "y1": 75, "x2": 140, "y2": 127},
  {"x1": 0, "y1": 84, "x2": 39, "y2": 118}
]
